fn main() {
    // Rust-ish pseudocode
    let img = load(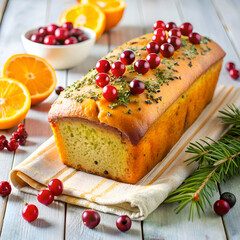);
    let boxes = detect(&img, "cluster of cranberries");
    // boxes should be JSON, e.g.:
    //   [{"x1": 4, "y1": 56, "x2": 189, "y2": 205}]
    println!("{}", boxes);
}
[
  {"x1": 30, "y1": 22, "x2": 88, "y2": 46},
  {"x1": 214, "y1": 192, "x2": 236, "y2": 216},
  {"x1": 0, "y1": 123, "x2": 28, "y2": 152},
  {"x1": 22, "y1": 178, "x2": 64, "y2": 222},
  {"x1": 82, "y1": 209, "x2": 132, "y2": 232},
  {"x1": 226, "y1": 62, "x2": 239, "y2": 80}
]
